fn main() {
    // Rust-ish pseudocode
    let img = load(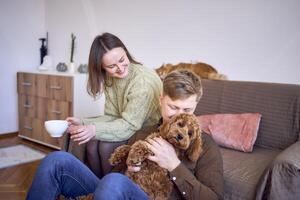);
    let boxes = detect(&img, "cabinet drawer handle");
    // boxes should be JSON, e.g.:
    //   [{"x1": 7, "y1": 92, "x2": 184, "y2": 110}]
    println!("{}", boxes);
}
[
  {"x1": 24, "y1": 126, "x2": 33, "y2": 131},
  {"x1": 52, "y1": 110, "x2": 62, "y2": 114},
  {"x1": 23, "y1": 104, "x2": 32, "y2": 108},
  {"x1": 22, "y1": 82, "x2": 32, "y2": 86},
  {"x1": 50, "y1": 86, "x2": 62, "y2": 90}
]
